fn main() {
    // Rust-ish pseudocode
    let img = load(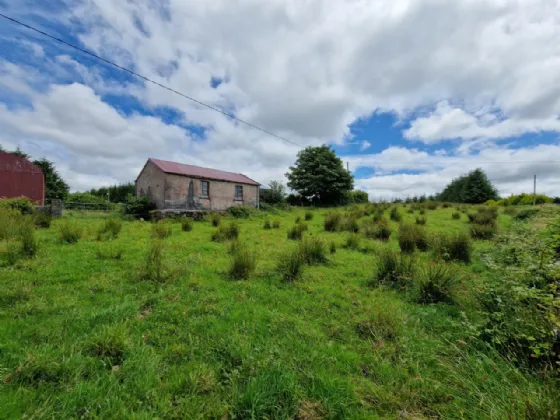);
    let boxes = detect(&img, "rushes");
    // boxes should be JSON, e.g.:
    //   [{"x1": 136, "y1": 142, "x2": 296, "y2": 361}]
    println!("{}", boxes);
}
[{"x1": 212, "y1": 222, "x2": 240, "y2": 242}]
